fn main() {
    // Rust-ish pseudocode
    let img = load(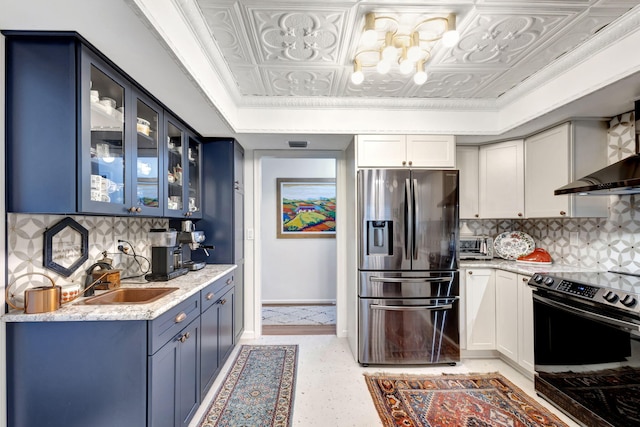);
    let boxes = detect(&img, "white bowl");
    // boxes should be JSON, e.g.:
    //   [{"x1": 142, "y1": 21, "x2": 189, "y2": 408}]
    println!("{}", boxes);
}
[{"x1": 61, "y1": 284, "x2": 82, "y2": 303}]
